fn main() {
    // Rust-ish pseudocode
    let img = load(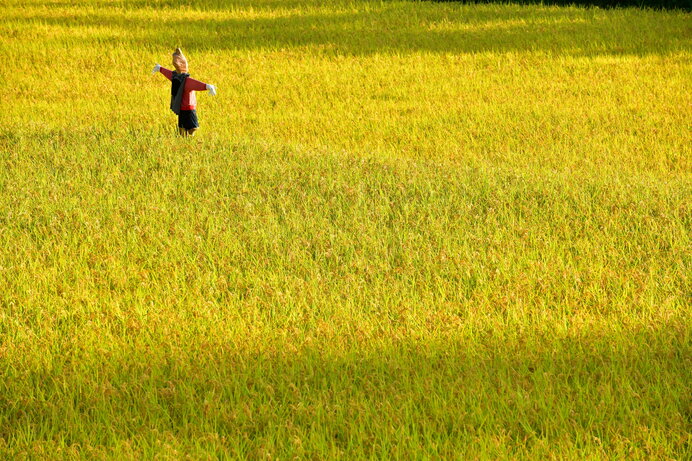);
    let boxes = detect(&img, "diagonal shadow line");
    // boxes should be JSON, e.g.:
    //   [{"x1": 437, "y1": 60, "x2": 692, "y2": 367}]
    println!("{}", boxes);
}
[
  {"x1": 0, "y1": 316, "x2": 688, "y2": 453},
  {"x1": 430, "y1": 0, "x2": 692, "y2": 11},
  {"x1": 9, "y1": 3, "x2": 690, "y2": 57},
  {"x1": 9, "y1": 0, "x2": 692, "y2": 11}
]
